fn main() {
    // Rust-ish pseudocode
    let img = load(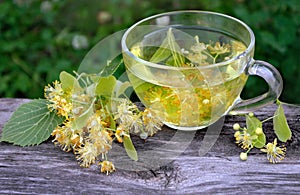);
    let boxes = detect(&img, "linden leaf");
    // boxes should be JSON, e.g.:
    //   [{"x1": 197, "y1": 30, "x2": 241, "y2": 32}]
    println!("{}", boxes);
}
[
  {"x1": 123, "y1": 136, "x2": 138, "y2": 161},
  {"x1": 150, "y1": 44, "x2": 171, "y2": 63},
  {"x1": 95, "y1": 75, "x2": 117, "y2": 97},
  {"x1": 100, "y1": 54, "x2": 123, "y2": 77},
  {"x1": 0, "y1": 99, "x2": 63, "y2": 146},
  {"x1": 150, "y1": 28, "x2": 185, "y2": 66},
  {"x1": 109, "y1": 114, "x2": 116, "y2": 129},
  {"x1": 253, "y1": 132, "x2": 266, "y2": 148},
  {"x1": 246, "y1": 115, "x2": 262, "y2": 134},
  {"x1": 166, "y1": 28, "x2": 185, "y2": 66},
  {"x1": 273, "y1": 102, "x2": 292, "y2": 142},
  {"x1": 59, "y1": 71, "x2": 81, "y2": 91},
  {"x1": 246, "y1": 114, "x2": 266, "y2": 148},
  {"x1": 72, "y1": 98, "x2": 95, "y2": 129}
]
